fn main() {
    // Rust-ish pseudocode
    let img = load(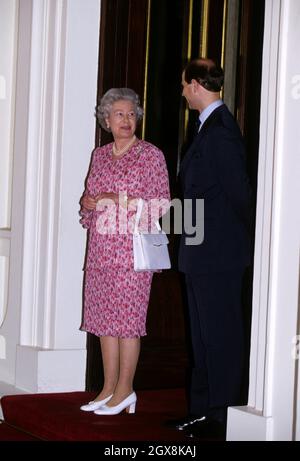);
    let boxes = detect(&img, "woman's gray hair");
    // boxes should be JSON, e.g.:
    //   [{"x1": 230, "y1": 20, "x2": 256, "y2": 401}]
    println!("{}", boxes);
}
[{"x1": 96, "y1": 88, "x2": 144, "y2": 132}]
